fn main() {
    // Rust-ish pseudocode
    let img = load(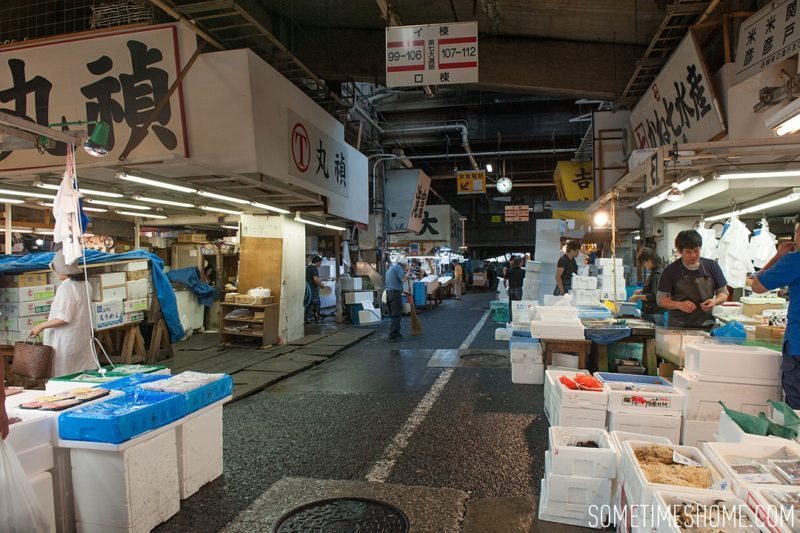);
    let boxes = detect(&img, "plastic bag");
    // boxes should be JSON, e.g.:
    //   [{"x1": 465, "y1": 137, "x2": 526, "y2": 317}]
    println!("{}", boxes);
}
[
  {"x1": 717, "y1": 216, "x2": 754, "y2": 289},
  {"x1": 768, "y1": 400, "x2": 800, "y2": 433},
  {"x1": 760, "y1": 412, "x2": 799, "y2": 440},
  {"x1": 697, "y1": 223, "x2": 719, "y2": 261},
  {"x1": 749, "y1": 221, "x2": 778, "y2": 269},
  {"x1": 711, "y1": 320, "x2": 746, "y2": 339},
  {"x1": 0, "y1": 439, "x2": 49, "y2": 532},
  {"x1": 720, "y1": 401, "x2": 768, "y2": 436}
]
